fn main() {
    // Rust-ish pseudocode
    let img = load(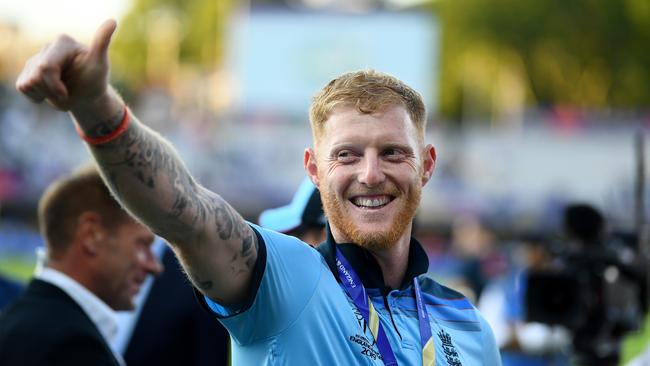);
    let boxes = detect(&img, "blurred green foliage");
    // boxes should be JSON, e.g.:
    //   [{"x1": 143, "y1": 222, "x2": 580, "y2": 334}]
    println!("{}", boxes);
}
[
  {"x1": 109, "y1": 0, "x2": 650, "y2": 120},
  {"x1": 434, "y1": 0, "x2": 650, "y2": 120},
  {"x1": 110, "y1": 0, "x2": 236, "y2": 91},
  {"x1": 0, "y1": 258, "x2": 35, "y2": 283},
  {"x1": 622, "y1": 313, "x2": 650, "y2": 363}
]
